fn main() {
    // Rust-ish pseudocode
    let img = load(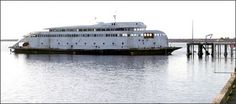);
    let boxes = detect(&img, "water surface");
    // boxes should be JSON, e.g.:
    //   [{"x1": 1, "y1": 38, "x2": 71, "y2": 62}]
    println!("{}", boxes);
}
[{"x1": 1, "y1": 41, "x2": 235, "y2": 103}]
